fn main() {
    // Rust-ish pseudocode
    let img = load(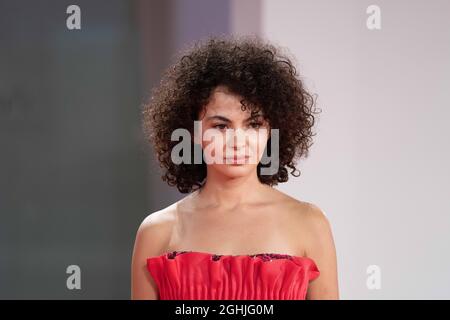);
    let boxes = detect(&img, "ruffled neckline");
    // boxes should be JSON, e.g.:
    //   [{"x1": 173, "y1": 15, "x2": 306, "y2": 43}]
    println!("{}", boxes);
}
[
  {"x1": 148, "y1": 249, "x2": 318, "y2": 265},
  {"x1": 146, "y1": 249, "x2": 320, "y2": 299}
]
